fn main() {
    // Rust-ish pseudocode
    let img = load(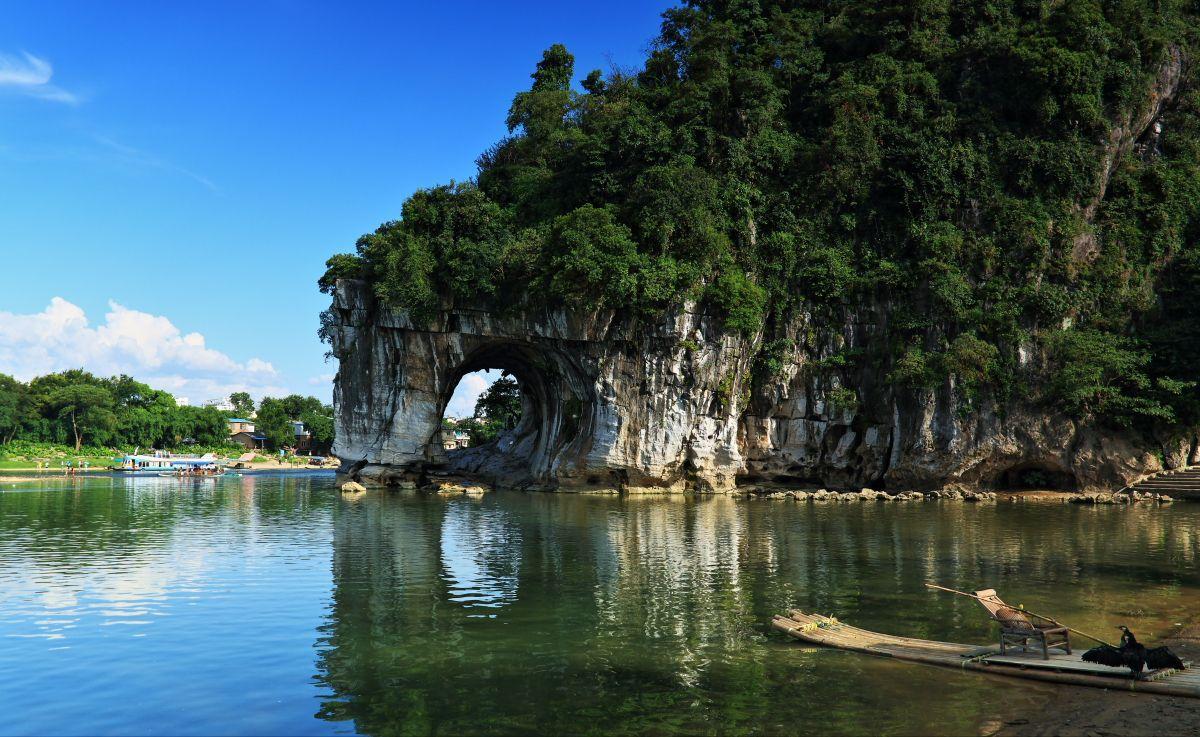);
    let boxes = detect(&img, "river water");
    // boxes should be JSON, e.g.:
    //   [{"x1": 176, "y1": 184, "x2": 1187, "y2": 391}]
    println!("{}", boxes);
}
[{"x1": 1, "y1": 472, "x2": 1197, "y2": 736}]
